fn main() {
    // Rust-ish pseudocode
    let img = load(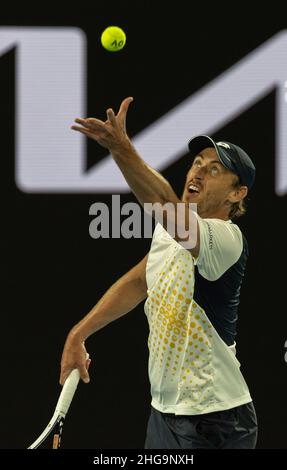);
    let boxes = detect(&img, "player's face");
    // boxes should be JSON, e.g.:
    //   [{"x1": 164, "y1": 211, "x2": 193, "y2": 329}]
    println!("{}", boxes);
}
[{"x1": 182, "y1": 147, "x2": 238, "y2": 218}]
